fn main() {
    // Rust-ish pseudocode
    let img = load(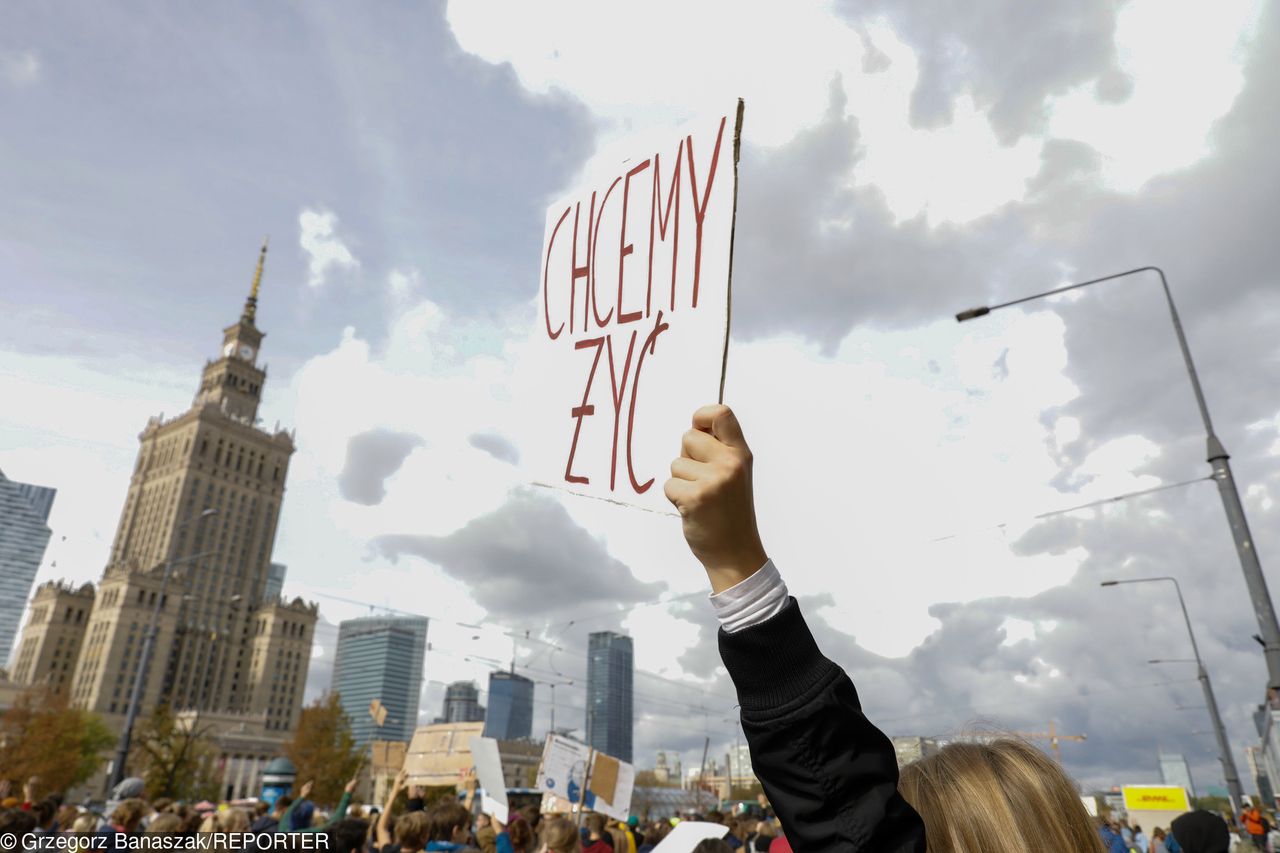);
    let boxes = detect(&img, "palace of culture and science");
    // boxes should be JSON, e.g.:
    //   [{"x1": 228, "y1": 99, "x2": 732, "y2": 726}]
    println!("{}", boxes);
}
[{"x1": 10, "y1": 244, "x2": 318, "y2": 797}]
